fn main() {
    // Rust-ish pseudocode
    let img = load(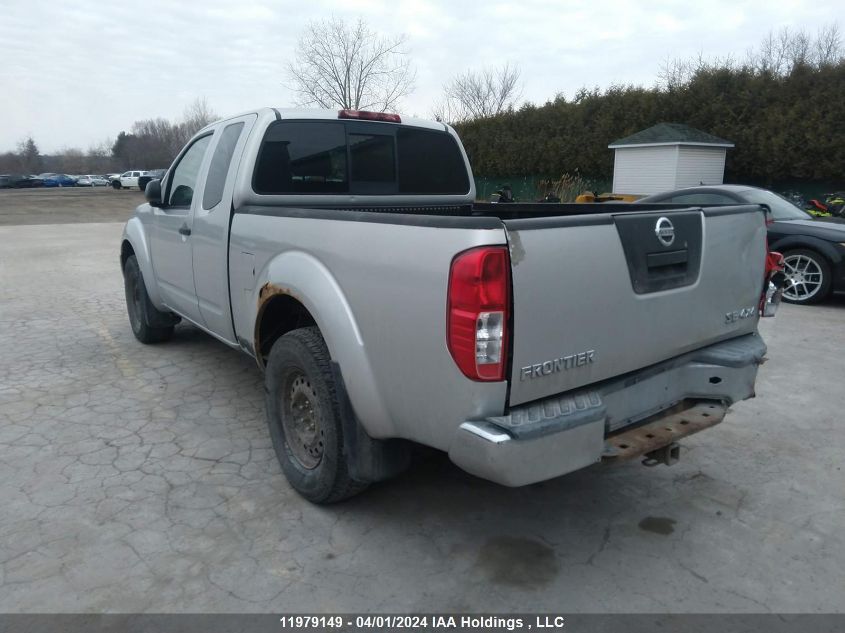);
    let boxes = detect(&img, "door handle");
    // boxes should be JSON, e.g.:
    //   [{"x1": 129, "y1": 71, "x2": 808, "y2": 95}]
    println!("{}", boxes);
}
[{"x1": 179, "y1": 223, "x2": 192, "y2": 236}]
